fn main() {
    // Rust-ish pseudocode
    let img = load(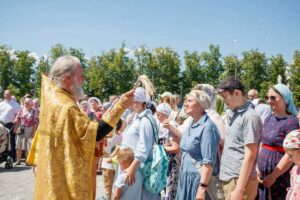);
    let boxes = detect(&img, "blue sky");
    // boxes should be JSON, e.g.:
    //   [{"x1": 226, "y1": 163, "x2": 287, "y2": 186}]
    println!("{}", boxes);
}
[{"x1": 1, "y1": 0, "x2": 299, "y2": 64}]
